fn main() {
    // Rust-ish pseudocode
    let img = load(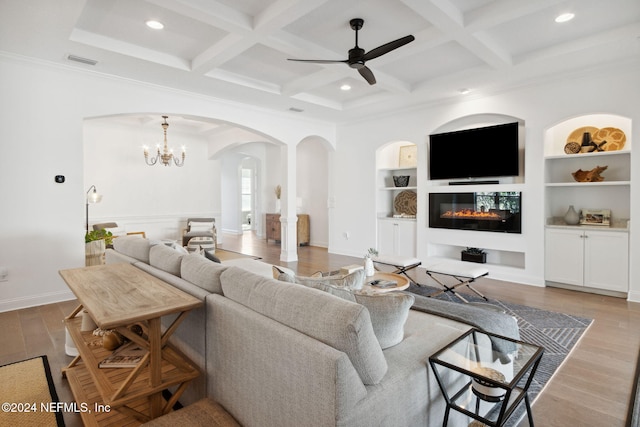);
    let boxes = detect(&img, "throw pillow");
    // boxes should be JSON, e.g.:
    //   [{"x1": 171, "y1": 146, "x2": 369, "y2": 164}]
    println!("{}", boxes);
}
[
  {"x1": 354, "y1": 292, "x2": 414, "y2": 349},
  {"x1": 204, "y1": 250, "x2": 221, "y2": 263},
  {"x1": 189, "y1": 221, "x2": 213, "y2": 231},
  {"x1": 273, "y1": 268, "x2": 412, "y2": 349}
]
